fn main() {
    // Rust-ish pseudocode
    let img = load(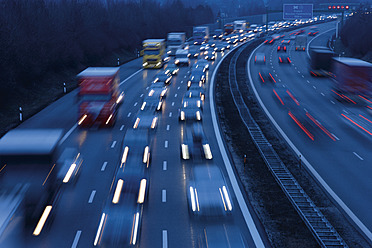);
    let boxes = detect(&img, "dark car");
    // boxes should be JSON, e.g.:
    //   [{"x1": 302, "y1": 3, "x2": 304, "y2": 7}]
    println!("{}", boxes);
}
[
  {"x1": 153, "y1": 71, "x2": 172, "y2": 85},
  {"x1": 180, "y1": 123, "x2": 212, "y2": 160},
  {"x1": 254, "y1": 53, "x2": 266, "y2": 65},
  {"x1": 277, "y1": 43, "x2": 287, "y2": 52},
  {"x1": 278, "y1": 55, "x2": 291, "y2": 64}
]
